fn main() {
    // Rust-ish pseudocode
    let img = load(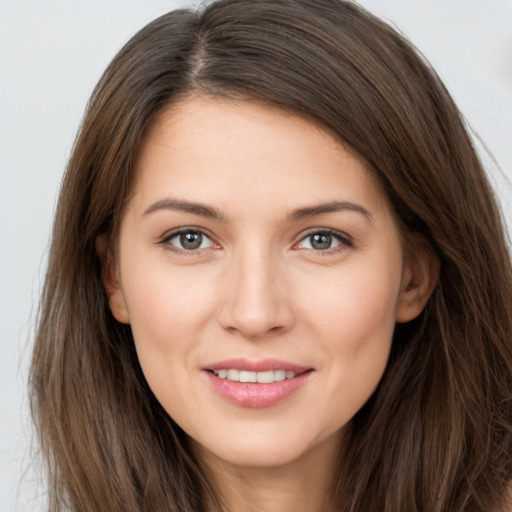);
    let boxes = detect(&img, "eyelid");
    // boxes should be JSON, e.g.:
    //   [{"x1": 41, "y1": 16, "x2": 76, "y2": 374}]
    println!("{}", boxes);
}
[
  {"x1": 156, "y1": 226, "x2": 221, "y2": 253},
  {"x1": 155, "y1": 226, "x2": 352, "y2": 254},
  {"x1": 292, "y1": 227, "x2": 353, "y2": 252}
]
